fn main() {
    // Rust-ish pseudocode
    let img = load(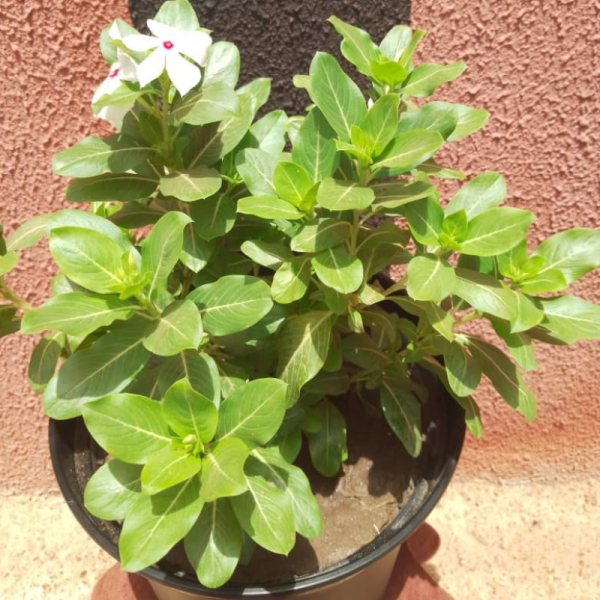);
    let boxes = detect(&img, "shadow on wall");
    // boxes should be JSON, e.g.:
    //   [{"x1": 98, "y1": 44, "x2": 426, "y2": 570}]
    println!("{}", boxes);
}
[{"x1": 127, "y1": 0, "x2": 411, "y2": 114}]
